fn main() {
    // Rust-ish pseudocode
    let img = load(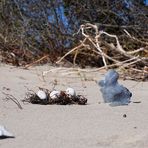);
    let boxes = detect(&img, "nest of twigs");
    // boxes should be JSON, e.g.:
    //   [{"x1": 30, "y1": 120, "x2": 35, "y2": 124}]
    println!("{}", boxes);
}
[{"x1": 22, "y1": 88, "x2": 87, "y2": 105}]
